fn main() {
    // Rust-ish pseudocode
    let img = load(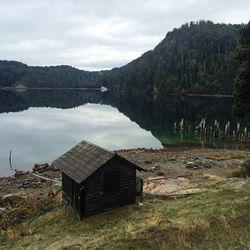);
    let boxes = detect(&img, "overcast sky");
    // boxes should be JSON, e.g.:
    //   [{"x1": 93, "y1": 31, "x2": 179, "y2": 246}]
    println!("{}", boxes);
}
[{"x1": 0, "y1": 0, "x2": 249, "y2": 71}]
